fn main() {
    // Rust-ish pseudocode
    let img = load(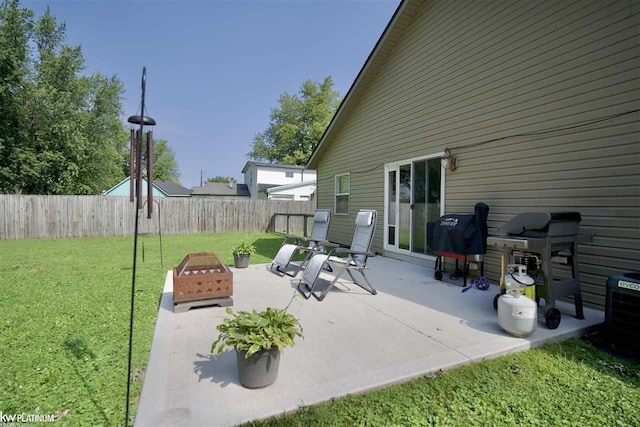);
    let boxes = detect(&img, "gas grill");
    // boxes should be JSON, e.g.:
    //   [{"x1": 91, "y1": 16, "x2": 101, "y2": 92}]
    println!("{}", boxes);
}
[{"x1": 487, "y1": 212, "x2": 589, "y2": 329}]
